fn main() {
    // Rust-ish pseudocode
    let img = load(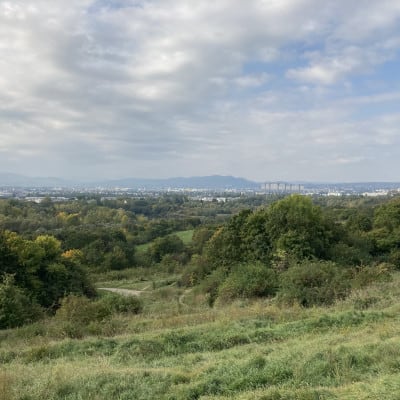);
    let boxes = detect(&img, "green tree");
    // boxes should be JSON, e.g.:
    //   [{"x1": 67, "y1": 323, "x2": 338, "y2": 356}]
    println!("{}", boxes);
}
[
  {"x1": 241, "y1": 211, "x2": 271, "y2": 263},
  {"x1": 370, "y1": 198, "x2": 400, "y2": 259},
  {"x1": 103, "y1": 245, "x2": 130, "y2": 270},
  {"x1": 0, "y1": 231, "x2": 21, "y2": 276},
  {"x1": 205, "y1": 195, "x2": 334, "y2": 269},
  {"x1": 148, "y1": 234, "x2": 186, "y2": 263},
  {"x1": 265, "y1": 195, "x2": 331, "y2": 260},
  {"x1": 1, "y1": 230, "x2": 94, "y2": 311},
  {"x1": 1, "y1": 231, "x2": 44, "y2": 292},
  {"x1": 373, "y1": 198, "x2": 400, "y2": 232},
  {"x1": 35, "y1": 235, "x2": 62, "y2": 261},
  {"x1": 205, "y1": 210, "x2": 252, "y2": 267},
  {"x1": 0, "y1": 274, "x2": 42, "y2": 329},
  {"x1": 191, "y1": 226, "x2": 215, "y2": 255}
]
